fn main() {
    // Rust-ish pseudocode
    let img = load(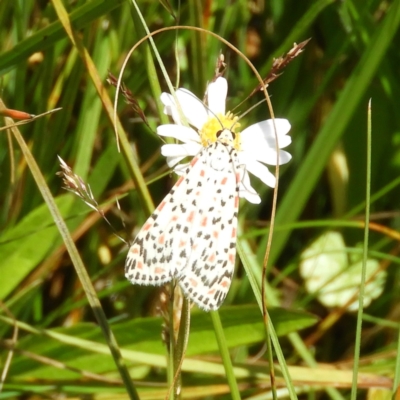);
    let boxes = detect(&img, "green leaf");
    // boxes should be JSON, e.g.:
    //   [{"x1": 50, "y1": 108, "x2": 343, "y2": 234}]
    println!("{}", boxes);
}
[
  {"x1": 7, "y1": 305, "x2": 317, "y2": 381},
  {"x1": 0, "y1": 196, "x2": 73, "y2": 299},
  {"x1": 300, "y1": 231, "x2": 387, "y2": 310}
]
